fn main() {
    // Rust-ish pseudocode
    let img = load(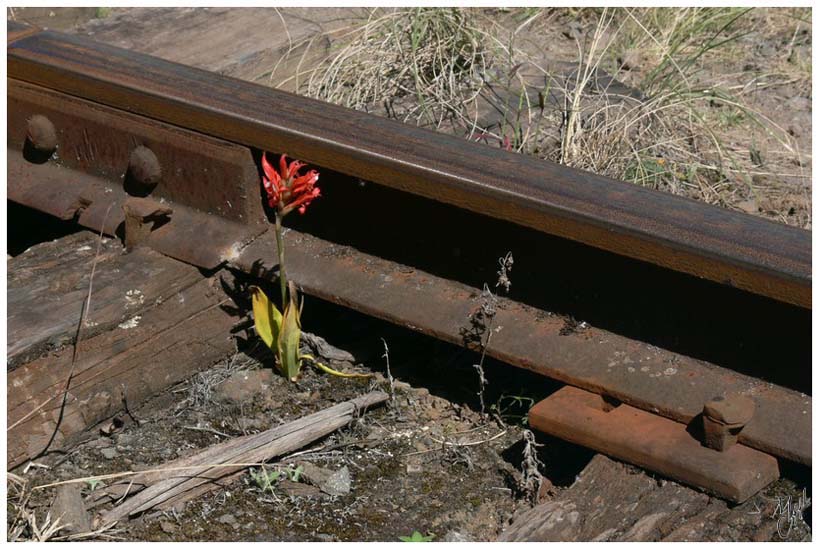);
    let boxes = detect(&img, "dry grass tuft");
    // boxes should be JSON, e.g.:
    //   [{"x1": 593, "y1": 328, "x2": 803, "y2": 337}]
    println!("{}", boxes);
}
[
  {"x1": 304, "y1": 8, "x2": 491, "y2": 131},
  {"x1": 286, "y1": 7, "x2": 810, "y2": 228}
]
